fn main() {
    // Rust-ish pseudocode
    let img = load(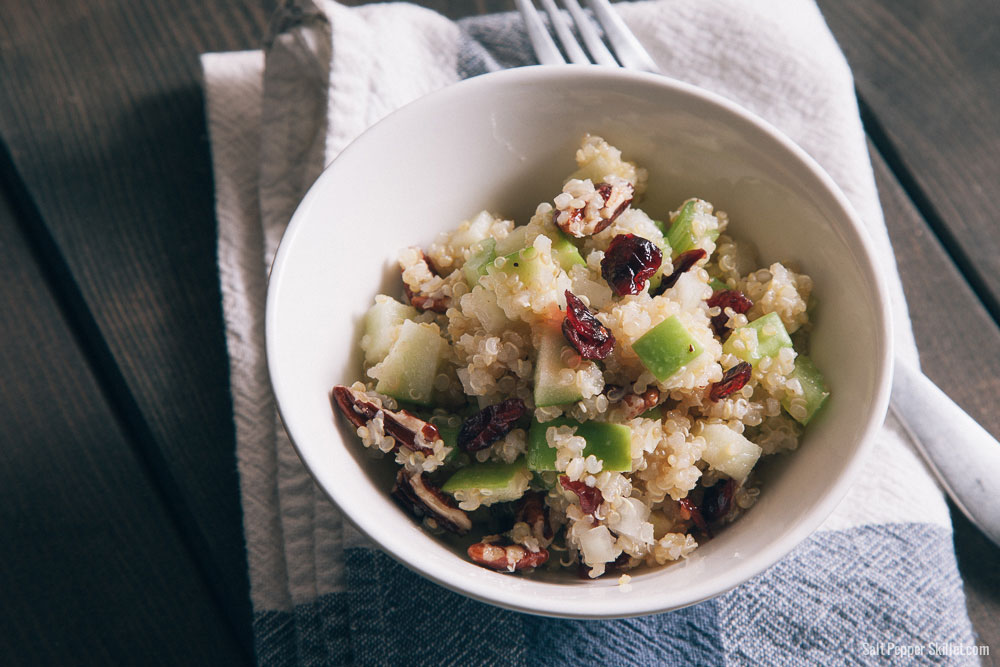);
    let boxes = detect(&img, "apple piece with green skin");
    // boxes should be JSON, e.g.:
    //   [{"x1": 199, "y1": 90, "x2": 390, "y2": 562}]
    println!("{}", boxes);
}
[
  {"x1": 527, "y1": 418, "x2": 632, "y2": 472},
  {"x1": 494, "y1": 225, "x2": 530, "y2": 256},
  {"x1": 533, "y1": 326, "x2": 584, "y2": 408},
  {"x1": 781, "y1": 355, "x2": 830, "y2": 425},
  {"x1": 490, "y1": 245, "x2": 559, "y2": 290},
  {"x1": 369, "y1": 320, "x2": 447, "y2": 406},
  {"x1": 361, "y1": 295, "x2": 417, "y2": 366},
  {"x1": 721, "y1": 312, "x2": 793, "y2": 366},
  {"x1": 700, "y1": 423, "x2": 762, "y2": 484},
  {"x1": 708, "y1": 278, "x2": 729, "y2": 292},
  {"x1": 632, "y1": 315, "x2": 704, "y2": 383},
  {"x1": 441, "y1": 457, "x2": 531, "y2": 504},
  {"x1": 665, "y1": 200, "x2": 719, "y2": 258},
  {"x1": 463, "y1": 238, "x2": 496, "y2": 288},
  {"x1": 546, "y1": 228, "x2": 586, "y2": 272}
]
